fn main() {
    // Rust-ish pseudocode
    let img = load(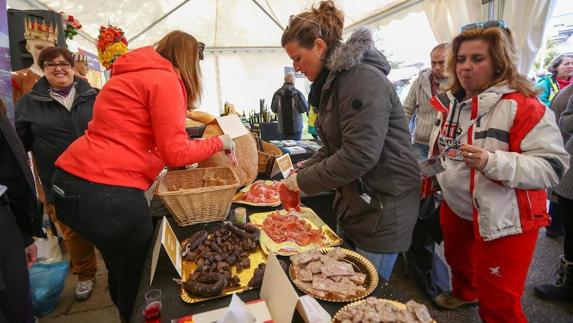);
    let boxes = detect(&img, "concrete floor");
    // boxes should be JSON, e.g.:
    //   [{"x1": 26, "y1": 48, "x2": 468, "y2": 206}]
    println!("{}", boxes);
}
[{"x1": 40, "y1": 228, "x2": 573, "y2": 323}]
